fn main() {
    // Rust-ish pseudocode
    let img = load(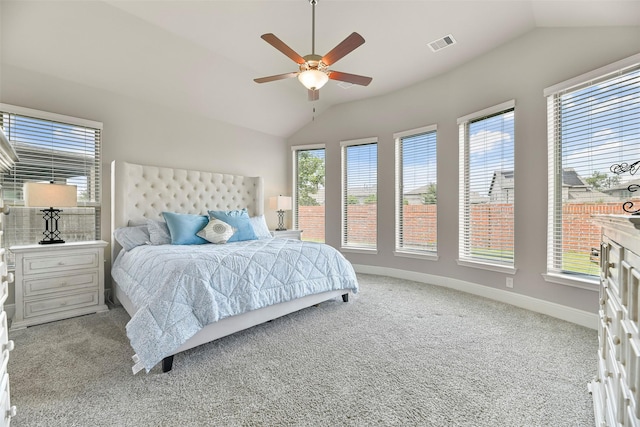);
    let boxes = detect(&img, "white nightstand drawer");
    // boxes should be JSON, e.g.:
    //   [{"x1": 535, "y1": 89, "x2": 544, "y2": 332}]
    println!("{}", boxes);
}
[
  {"x1": 23, "y1": 272, "x2": 98, "y2": 297},
  {"x1": 270, "y1": 230, "x2": 302, "y2": 240},
  {"x1": 22, "y1": 250, "x2": 99, "y2": 275},
  {"x1": 24, "y1": 291, "x2": 99, "y2": 319}
]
